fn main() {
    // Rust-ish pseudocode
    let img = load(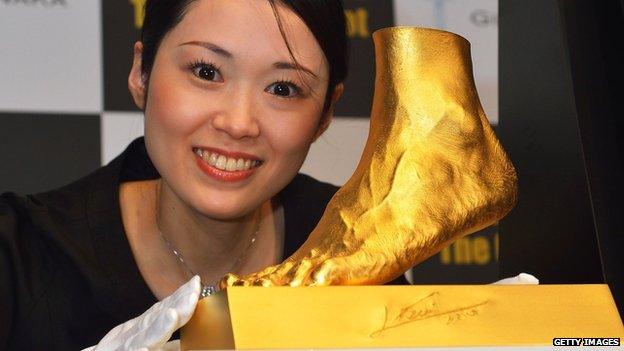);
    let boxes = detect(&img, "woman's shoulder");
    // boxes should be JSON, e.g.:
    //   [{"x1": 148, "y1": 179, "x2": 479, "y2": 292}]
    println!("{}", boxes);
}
[
  {"x1": 0, "y1": 161, "x2": 116, "y2": 227},
  {"x1": 0, "y1": 192, "x2": 25, "y2": 240},
  {"x1": 0, "y1": 160, "x2": 114, "y2": 269},
  {"x1": 0, "y1": 136, "x2": 149, "y2": 227},
  {"x1": 280, "y1": 173, "x2": 339, "y2": 203},
  {"x1": 278, "y1": 173, "x2": 339, "y2": 221},
  {"x1": 0, "y1": 173, "x2": 94, "y2": 229},
  {"x1": 278, "y1": 173, "x2": 339, "y2": 257},
  {"x1": 0, "y1": 138, "x2": 132, "y2": 278}
]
